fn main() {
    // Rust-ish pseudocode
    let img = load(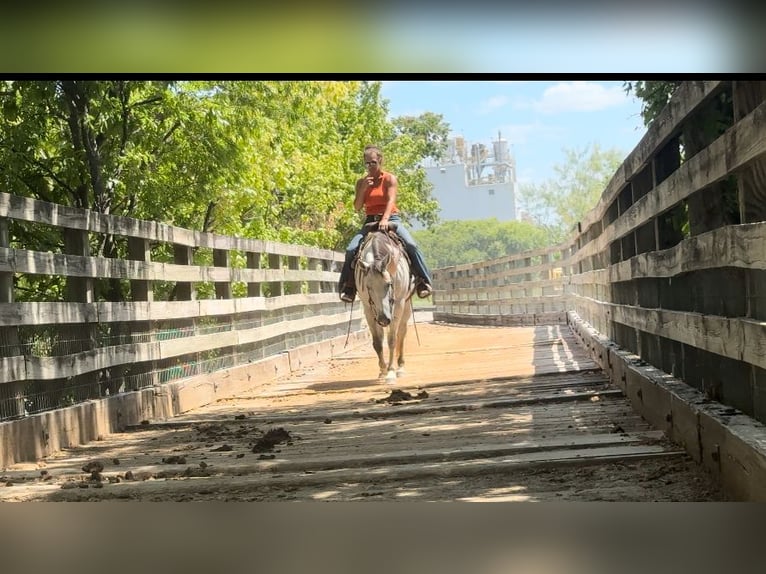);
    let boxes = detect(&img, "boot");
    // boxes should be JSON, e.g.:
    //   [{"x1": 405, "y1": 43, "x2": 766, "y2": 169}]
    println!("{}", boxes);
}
[
  {"x1": 339, "y1": 281, "x2": 356, "y2": 303},
  {"x1": 416, "y1": 278, "x2": 433, "y2": 299}
]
